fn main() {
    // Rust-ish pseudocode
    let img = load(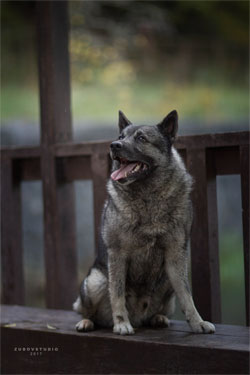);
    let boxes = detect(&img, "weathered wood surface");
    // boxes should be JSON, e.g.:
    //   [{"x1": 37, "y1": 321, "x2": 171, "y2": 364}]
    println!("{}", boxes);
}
[
  {"x1": 0, "y1": 133, "x2": 248, "y2": 183},
  {"x1": 1, "y1": 131, "x2": 248, "y2": 158},
  {"x1": 1, "y1": 156, "x2": 25, "y2": 305},
  {"x1": 175, "y1": 131, "x2": 249, "y2": 149},
  {"x1": 1, "y1": 131, "x2": 249, "y2": 322},
  {"x1": 36, "y1": 0, "x2": 77, "y2": 309},
  {"x1": 1, "y1": 305, "x2": 249, "y2": 374},
  {"x1": 187, "y1": 149, "x2": 221, "y2": 323},
  {"x1": 240, "y1": 144, "x2": 250, "y2": 326},
  {"x1": 91, "y1": 153, "x2": 109, "y2": 250}
]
